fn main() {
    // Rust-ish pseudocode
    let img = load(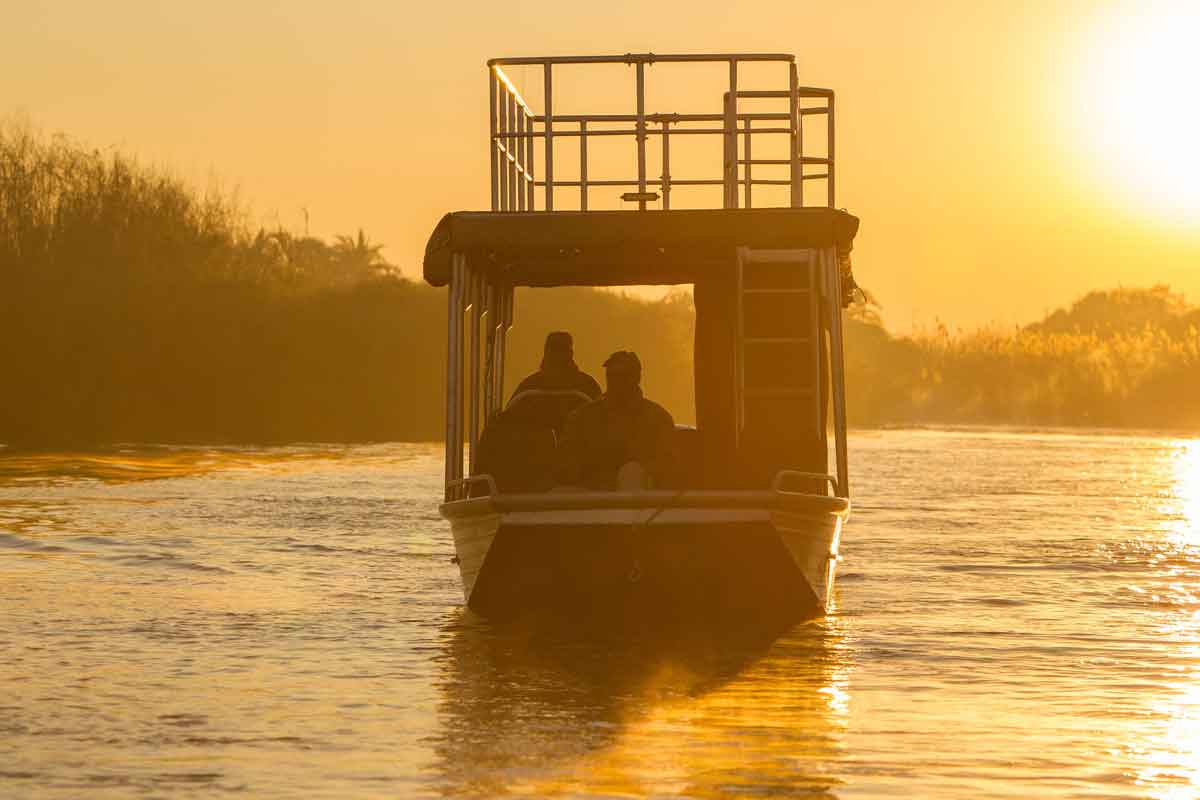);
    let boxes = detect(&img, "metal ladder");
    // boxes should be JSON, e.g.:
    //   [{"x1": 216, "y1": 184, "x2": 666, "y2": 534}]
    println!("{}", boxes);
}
[{"x1": 734, "y1": 247, "x2": 823, "y2": 445}]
